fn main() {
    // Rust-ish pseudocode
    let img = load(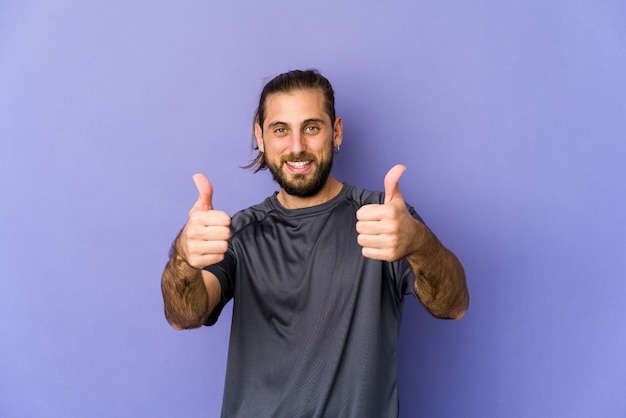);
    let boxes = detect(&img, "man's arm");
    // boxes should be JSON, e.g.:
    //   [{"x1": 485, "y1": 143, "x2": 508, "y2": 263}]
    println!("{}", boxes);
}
[
  {"x1": 161, "y1": 239, "x2": 223, "y2": 329},
  {"x1": 161, "y1": 173, "x2": 231, "y2": 329},
  {"x1": 356, "y1": 165, "x2": 469, "y2": 319},
  {"x1": 405, "y1": 221, "x2": 468, "y2": 319}
]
